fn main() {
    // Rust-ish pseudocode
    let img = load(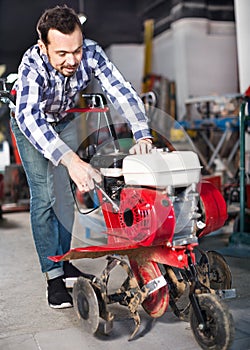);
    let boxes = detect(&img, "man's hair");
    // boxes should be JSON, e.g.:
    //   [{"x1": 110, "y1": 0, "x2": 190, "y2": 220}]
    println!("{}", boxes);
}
[{"x1": 37, "y1": 5, "x2": 82, "y2": 45}]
